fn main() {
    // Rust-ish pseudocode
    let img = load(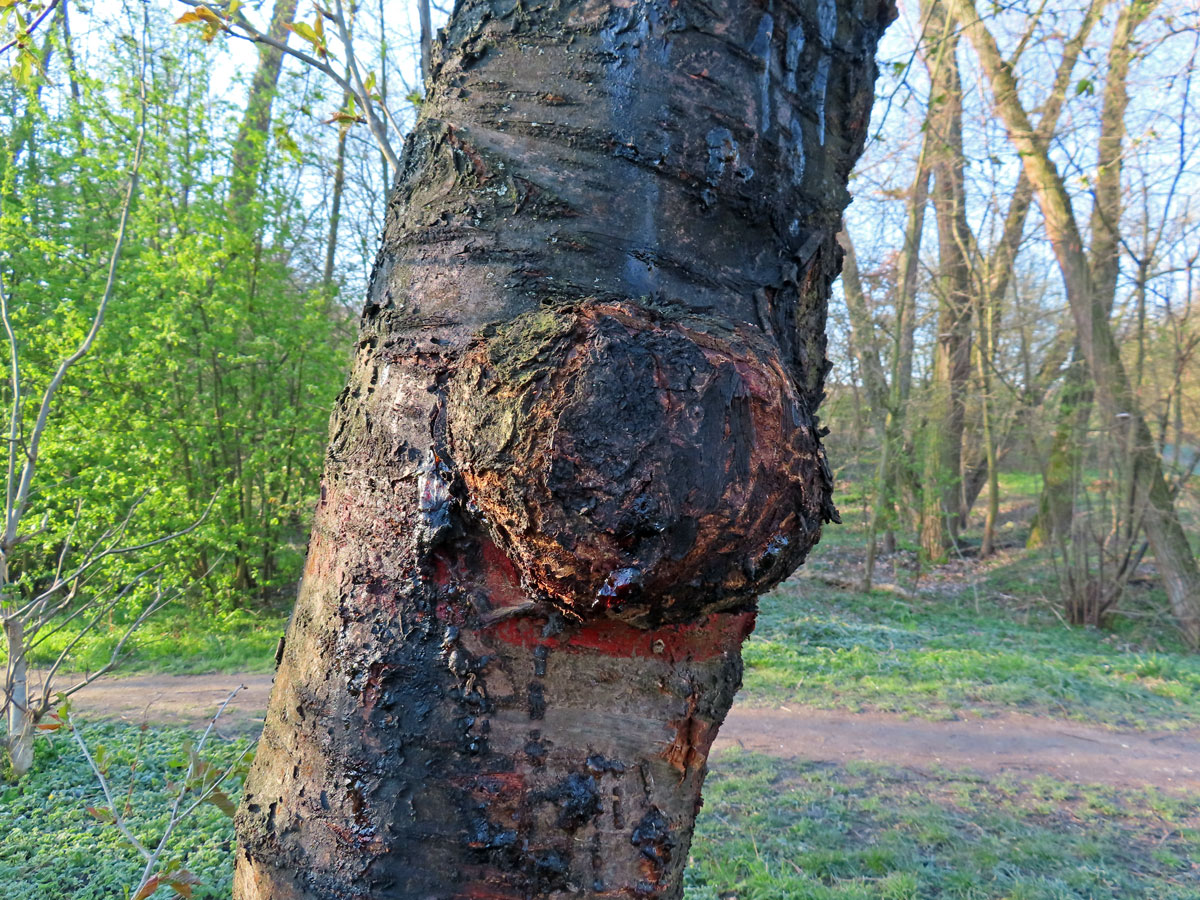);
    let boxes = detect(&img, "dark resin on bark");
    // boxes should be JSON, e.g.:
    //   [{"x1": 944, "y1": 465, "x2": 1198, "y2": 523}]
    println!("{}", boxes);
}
[{"x1": 235, "y1": 0, "x2": 893, "y2": 897}]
